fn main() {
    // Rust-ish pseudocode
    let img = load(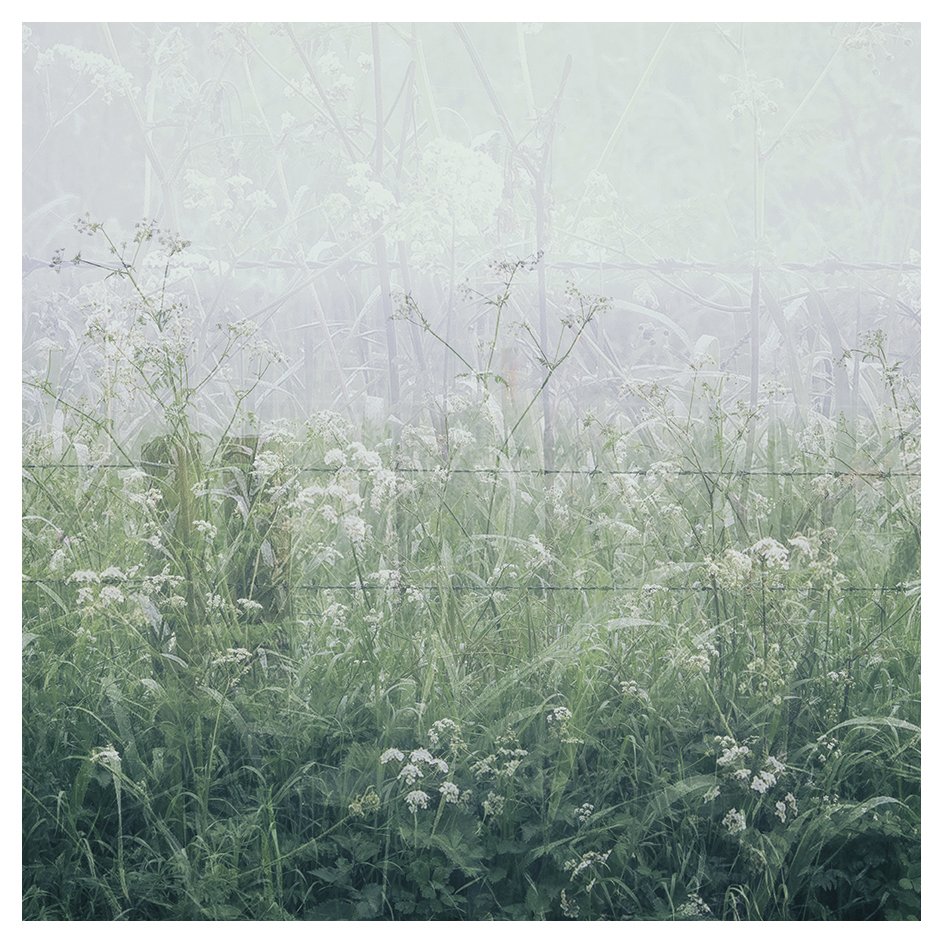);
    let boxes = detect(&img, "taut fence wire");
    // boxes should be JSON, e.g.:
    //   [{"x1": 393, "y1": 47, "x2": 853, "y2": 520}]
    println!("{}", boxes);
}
[
  {"x1": 21, "y1": 463, "x2": 921, "y2": 478},
  {"x1": 21, "y1": 576, "x2": 913, "y2": 595}
]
